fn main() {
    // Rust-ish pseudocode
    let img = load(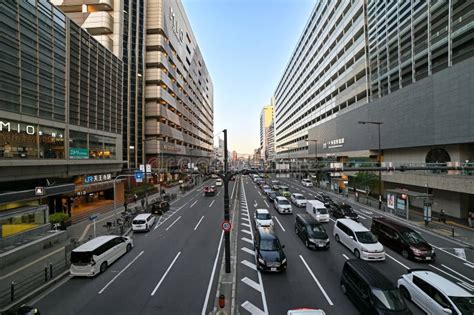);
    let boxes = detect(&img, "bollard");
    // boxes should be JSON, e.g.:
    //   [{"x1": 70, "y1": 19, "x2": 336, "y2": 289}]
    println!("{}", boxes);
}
[
  {"x1": 219, "y1": 294, "x2": 225, "y2": 309},
  {"x1": 10, "y1": 282, "x2": 14, "y2": 301},
  {"x1": 45, "y1": 266, "x2": 48, "y2": 282},
  {"x1": 50, "y1": 263, "x2": 53, "y2": 279}
]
